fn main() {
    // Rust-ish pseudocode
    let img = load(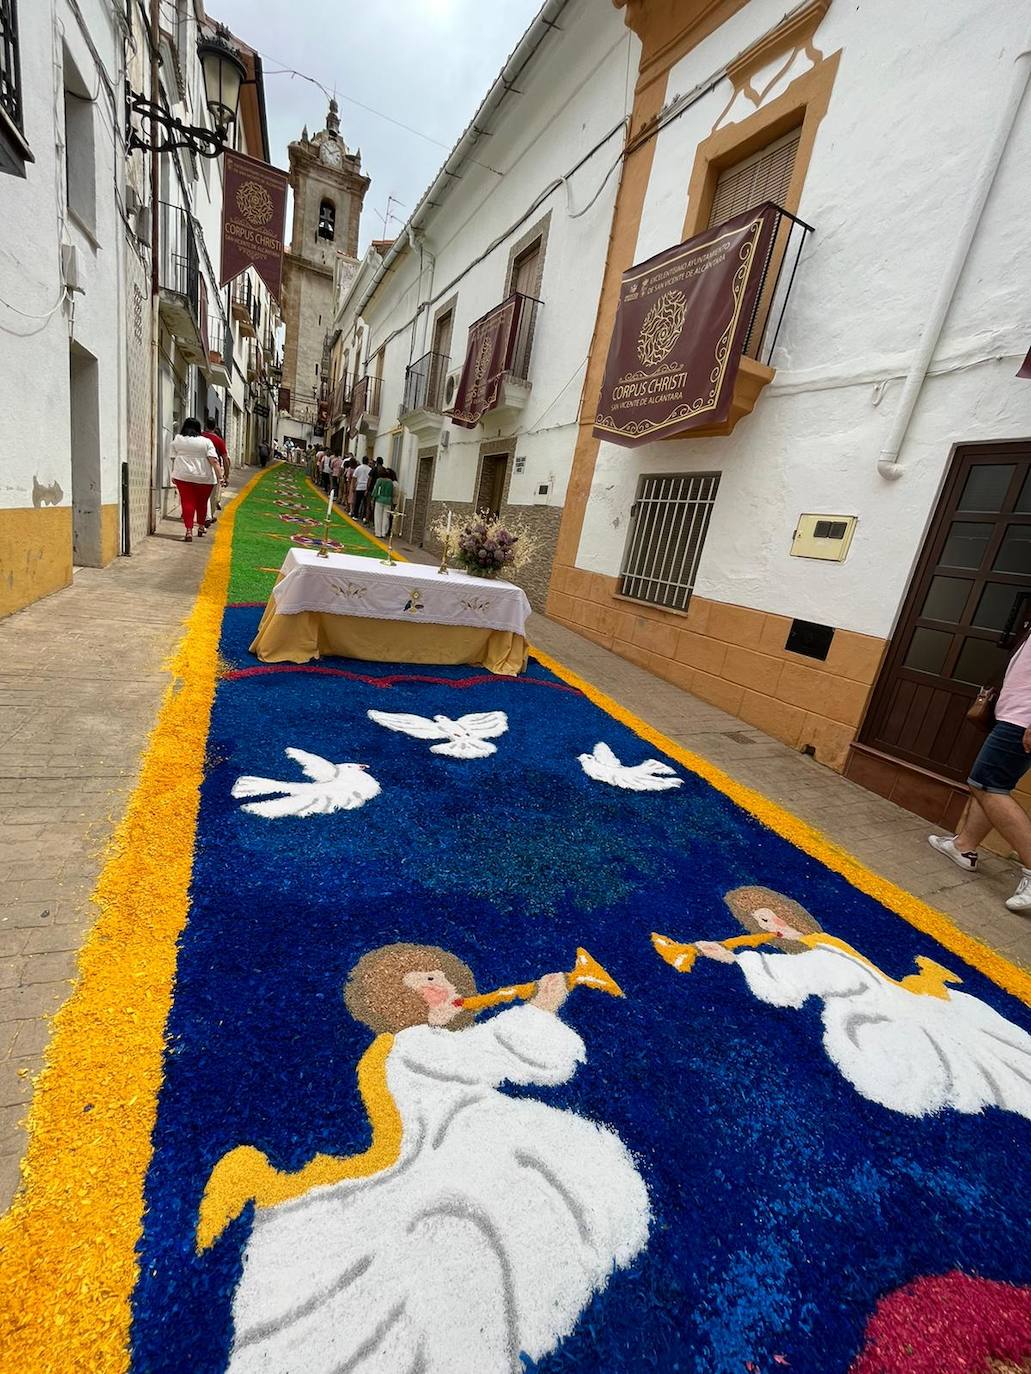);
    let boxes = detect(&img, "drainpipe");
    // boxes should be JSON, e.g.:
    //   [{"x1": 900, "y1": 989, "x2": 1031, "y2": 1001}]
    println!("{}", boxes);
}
[{"x1": 877, "y1": 28, "x2": 1031, "y2": 481}]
